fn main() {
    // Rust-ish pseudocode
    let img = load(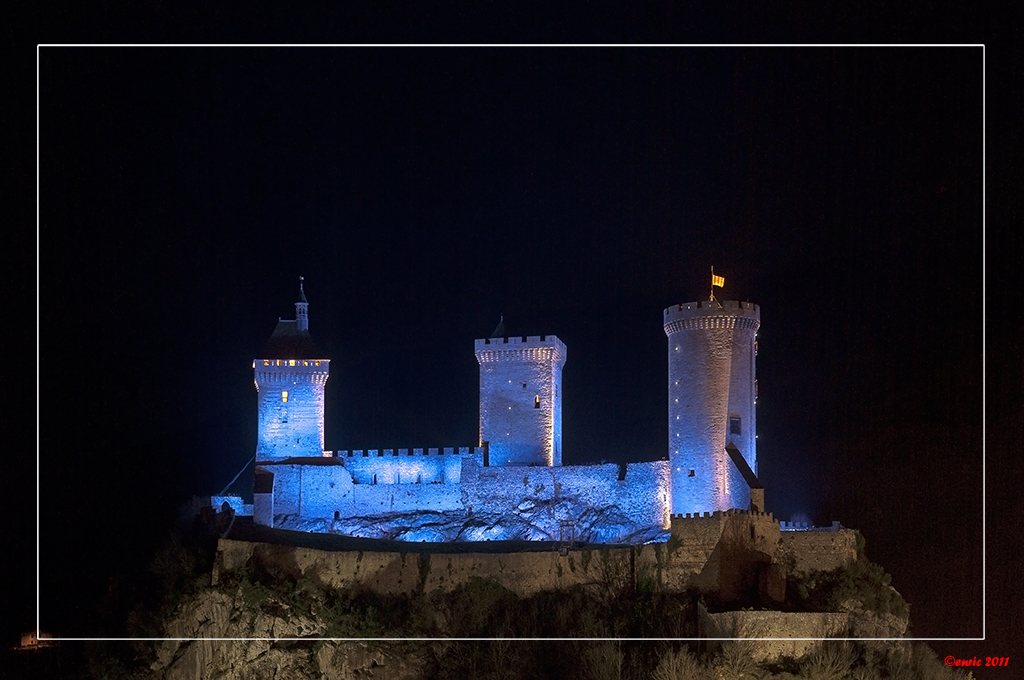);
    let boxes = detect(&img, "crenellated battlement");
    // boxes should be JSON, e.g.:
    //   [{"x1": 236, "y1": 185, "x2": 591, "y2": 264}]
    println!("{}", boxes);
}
[
  {"x1": 780, "y1": 520, "x2": 843, "y2": 532},
  {"x1": 475, "y1": 335, "x2": 565, "y2": 349},
  {"x1": 326, "y1": 446, "x2": 483, "y2": 458},
  {"x1": 255, "y1": 370, "x2": 329, "y2": 384},
  {"x1": 663, "y1": 300, "x2": 760, "y2": 334},
  {"x1": 671, "y1": 509, "x2": 775, "y2": 521},
  {"x1": 255, "y1": 359, "x2": 329, "y2": 369},
  {"x1": 474, "y1": 335, "x2": 567, "y2": 365},
  {"x1": 664, "y1": 300, "x2": 760, "y2": 315}
]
